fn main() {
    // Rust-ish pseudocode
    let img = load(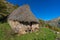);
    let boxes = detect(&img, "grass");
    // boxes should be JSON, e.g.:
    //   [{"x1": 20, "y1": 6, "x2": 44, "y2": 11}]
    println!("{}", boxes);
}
[{"x1": 0, "y1": 22, "x2": 56, "y2": 40}]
